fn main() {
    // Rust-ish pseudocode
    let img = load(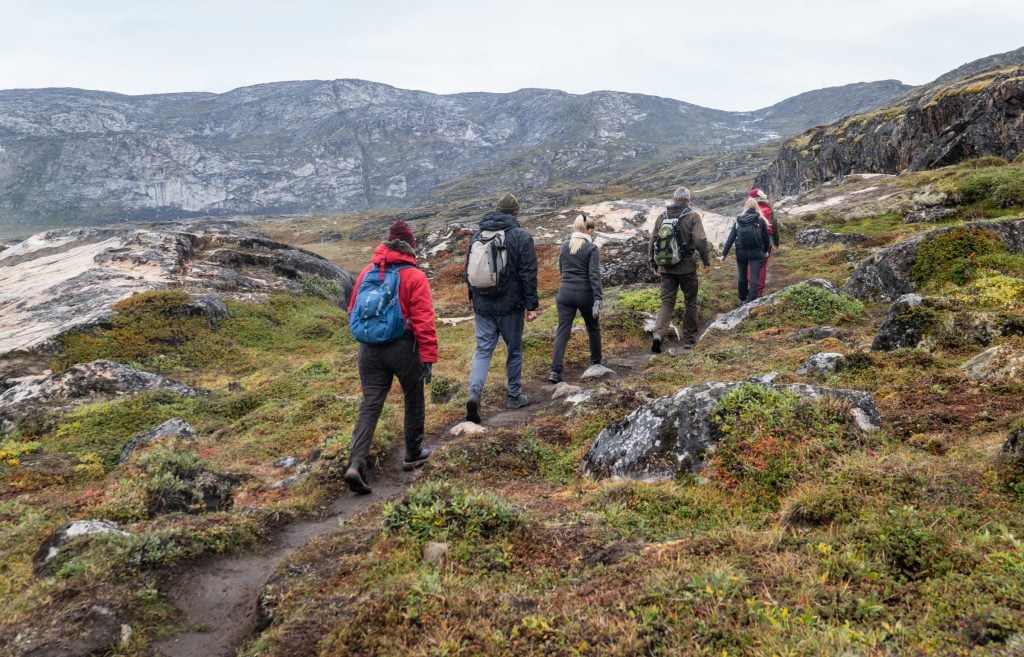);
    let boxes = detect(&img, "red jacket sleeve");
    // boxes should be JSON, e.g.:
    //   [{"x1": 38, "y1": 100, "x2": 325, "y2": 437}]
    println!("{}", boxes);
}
[{"x1": 399, "y1": 267, "x2": 438, "y2": 363}]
